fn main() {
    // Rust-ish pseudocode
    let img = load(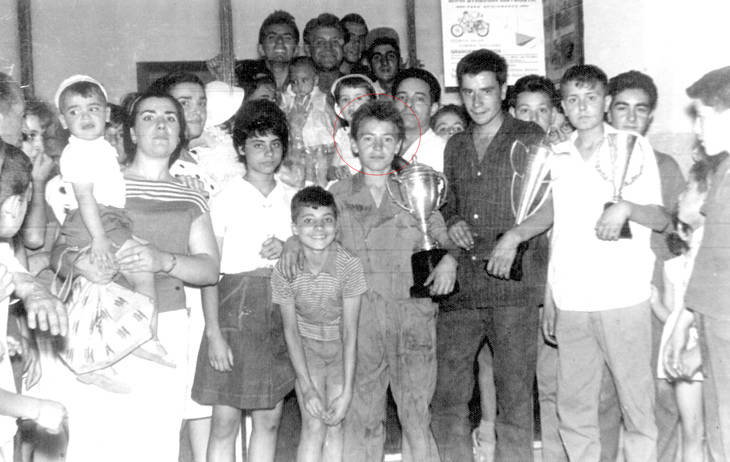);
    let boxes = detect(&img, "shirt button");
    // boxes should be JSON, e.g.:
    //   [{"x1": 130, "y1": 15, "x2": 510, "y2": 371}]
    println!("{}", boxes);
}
[
  {"x1": 473, "y1": 213, "x2": 479, "y2": 220},
  {"x1": 471, "y1": 255, "x2": 477, "y2": 261},
  {"x1": 476, "y1": 171, "x2": 482, "y2": 177}
]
